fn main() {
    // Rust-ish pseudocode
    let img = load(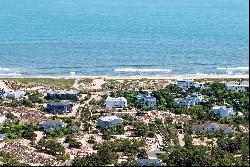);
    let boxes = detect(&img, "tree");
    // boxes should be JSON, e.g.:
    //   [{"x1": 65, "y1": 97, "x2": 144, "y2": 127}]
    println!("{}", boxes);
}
[
  {"x1": 183, "y1": 133, "x2": 193, "y2": 148},
  {"x1": 22, "y1": 125, "x2": 37, "y2": 141}
]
